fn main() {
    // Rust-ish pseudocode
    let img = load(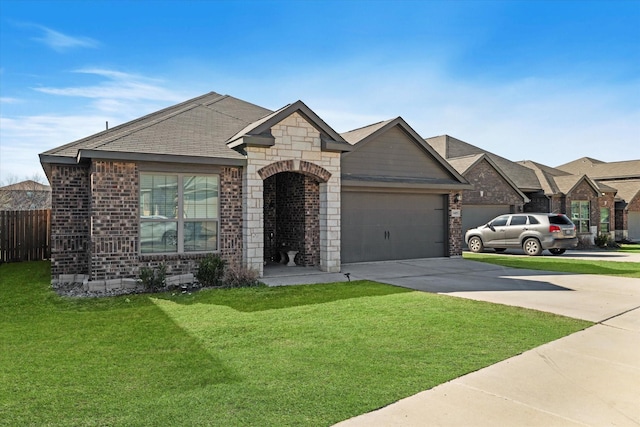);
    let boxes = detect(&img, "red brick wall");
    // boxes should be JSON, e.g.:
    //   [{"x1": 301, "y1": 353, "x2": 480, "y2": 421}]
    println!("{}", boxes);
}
[
  {"x1": 302, "y1": 176, "x2": 320, "y2": 266},
  {"x1": 219, "y1": 166, "x2": 243, "y2": 265},
  {"x1": 448, "y1": 191, "x2": 463, "y2": 256},
  {"x1": 90, "y1": 161, "x2": 139, "y2": 280},
  {"x1": 50, "y1": 164, "x2": 90, "y2": 277},
  {"x1": 566, "y1": 180, "x2": 599, "y2": 234},
  {"x1": 463, "y1": 160, "x2": 524, "y2": 208}
]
